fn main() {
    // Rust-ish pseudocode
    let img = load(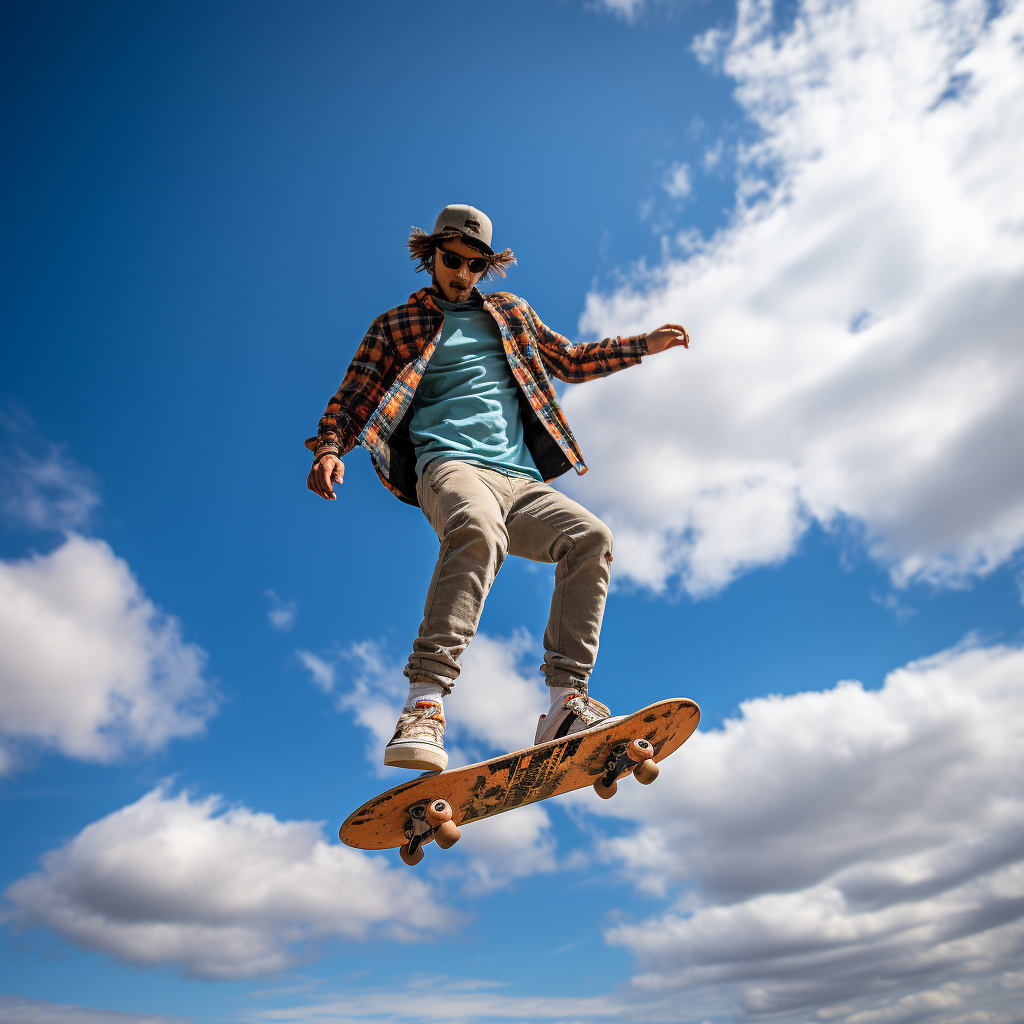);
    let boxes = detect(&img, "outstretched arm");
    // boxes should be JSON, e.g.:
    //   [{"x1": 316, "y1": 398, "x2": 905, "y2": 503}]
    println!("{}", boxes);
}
[{"x1": 528, "y1": 304, "x2": 689, "y2": 383}]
